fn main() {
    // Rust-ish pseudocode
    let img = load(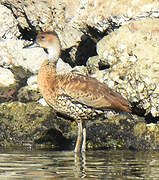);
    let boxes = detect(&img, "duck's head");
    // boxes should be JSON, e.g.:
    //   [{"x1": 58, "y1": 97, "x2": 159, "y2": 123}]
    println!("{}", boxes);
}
[{"x1": 24, "y1": 31, "x2": 61, "y2": 62}]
